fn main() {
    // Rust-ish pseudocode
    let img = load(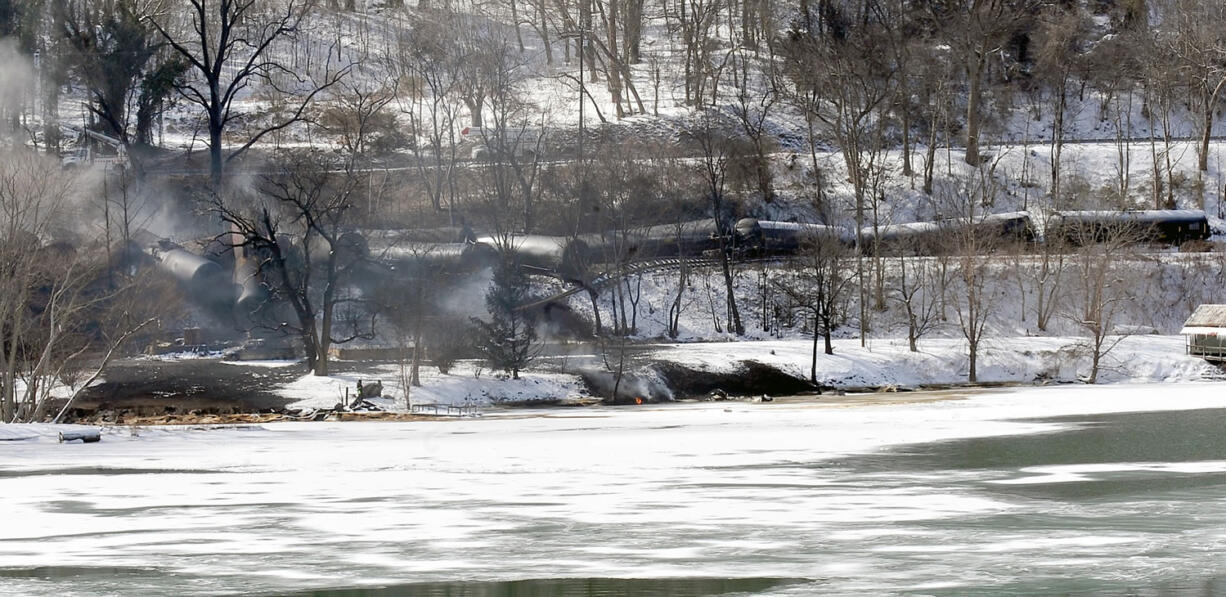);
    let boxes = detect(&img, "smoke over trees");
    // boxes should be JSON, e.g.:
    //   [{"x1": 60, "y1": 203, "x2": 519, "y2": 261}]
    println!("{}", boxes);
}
[
  {"x1": 0, "y1": 149, "x2": 165, "y2": 423},
  {"x1": 212, "y1": 152, "x2": 375, "y2": 377}
]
